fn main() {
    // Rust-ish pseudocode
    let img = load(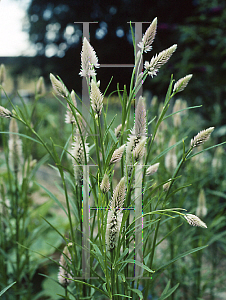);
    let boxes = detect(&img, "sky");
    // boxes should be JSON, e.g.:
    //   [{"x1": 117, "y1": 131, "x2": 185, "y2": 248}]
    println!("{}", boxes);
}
[{"x1": 0, "y1": 0, "x2": 33, "y2": 56}]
